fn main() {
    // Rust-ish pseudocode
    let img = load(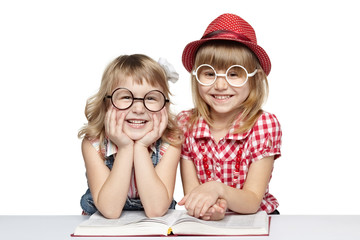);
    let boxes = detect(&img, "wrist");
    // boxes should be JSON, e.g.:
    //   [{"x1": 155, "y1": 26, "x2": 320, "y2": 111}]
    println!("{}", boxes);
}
[
  {"x1": 110, "y1": 137, "x2": 134, "y2": 149},
  {"x1": 134, "y1": 141, "x2": 150, "y2": 150},
  {"x1": 212, "y1": 181, "x2": 226, "y2": 199},
  {"x1": 117, "y1": 143, "x2": 134, "y2": 153}
]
